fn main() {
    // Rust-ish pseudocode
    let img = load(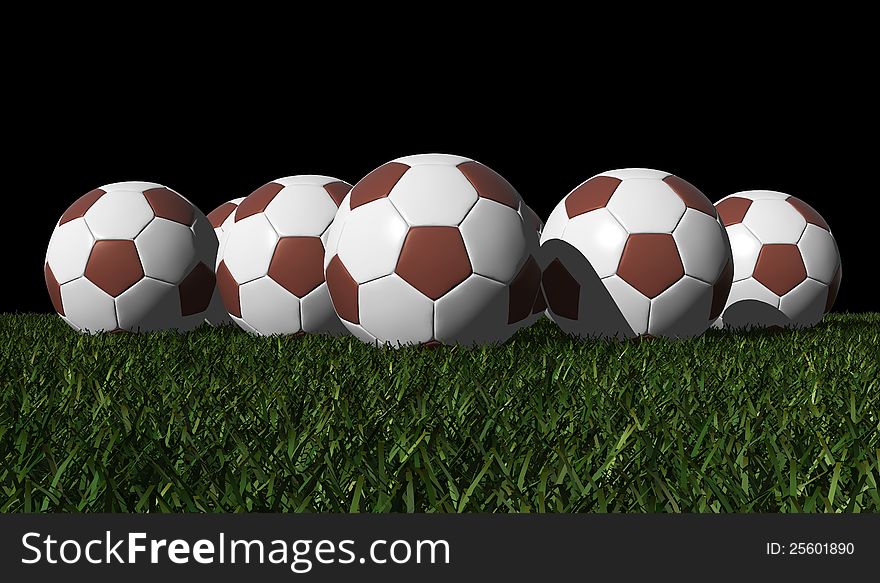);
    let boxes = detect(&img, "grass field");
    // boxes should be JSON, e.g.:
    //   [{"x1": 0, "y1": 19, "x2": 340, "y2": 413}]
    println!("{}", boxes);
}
[{"x1": 1, "y1": 313, "x2": 878, "y2": 512}]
